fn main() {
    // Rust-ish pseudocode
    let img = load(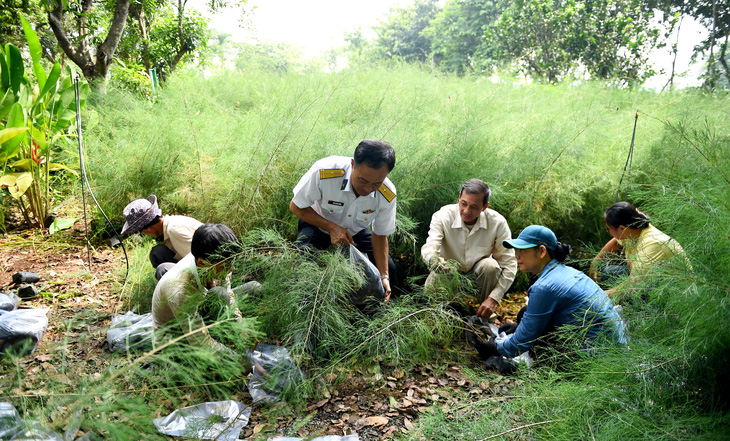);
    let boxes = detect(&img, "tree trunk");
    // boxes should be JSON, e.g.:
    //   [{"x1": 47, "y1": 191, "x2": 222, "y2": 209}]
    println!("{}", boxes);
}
[
  {"x1": 47, "y1": 0, "x2": 131, "y2": 80},
  {"x1": 719, "y1": 36, "x2": 730, "y2": 86},
  {"x1": 47, "y1": 0, "x2": 94, "y2": 75},
  {"x1": 139, "y1": 8, "x2": 151, "y2": 73},
  {"x1": 95, "y1": 0, "x2": 131, "y2": 79},
  {"x1": 169, "y1": 0, "x2": 189, "y2": 74},
  {"x1": 663, "y1": 15, "x2": 683, "y2": 92},
  {"x1": 130, "y1": 3, "x2": 152, "y2": 73},
  {"x1": 706, "y1": 0, "x2": 717, "y2": 91}
]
